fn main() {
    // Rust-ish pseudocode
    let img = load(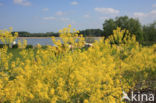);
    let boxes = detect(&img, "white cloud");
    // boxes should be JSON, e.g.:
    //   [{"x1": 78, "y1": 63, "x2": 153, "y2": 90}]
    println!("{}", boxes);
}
[
  {"x1": 71, "y1": 1, "x2": 78, "y2": 5},
  {"x1": 134, "y1": 10, "x2": 156, "y2": 18},
  {"x1": 43, "y1": 16, "x2": 56, "y2": 20},
  {"x1": 56, "y1": 11, "x2": 65, "y2": 16},
  {"x1": 84, "y1": 14, "x2": 90, "y2": 18},
  {"x1": 0, "y1": 3, "x2": 3, "y2": 6},
  {"x1": 13, "y1": 0, "x2": 31, "y2": 6},
  {"x1": 152, "y1": 4, "x2": 156, "y2": 8},
  {"x1": 94, "y1": 8, "x2": 120, "y2": 14},
  {"x1": 133, "y1": 10, "x2": 156, "y2": 24},
  {"x1": 42, "y1": 8, "x2": 49, "y2": 12}
]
